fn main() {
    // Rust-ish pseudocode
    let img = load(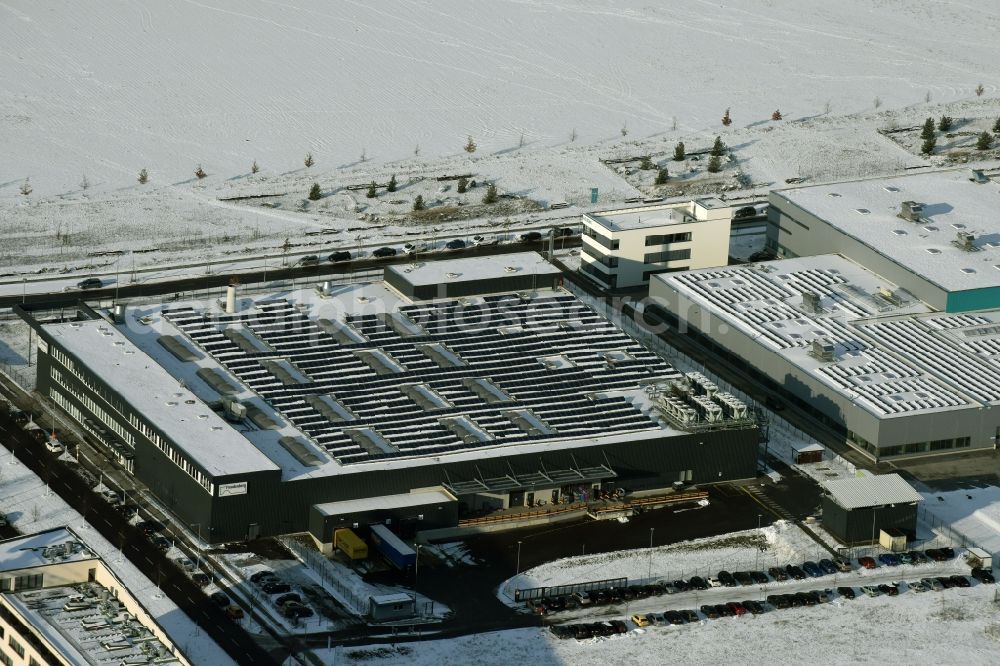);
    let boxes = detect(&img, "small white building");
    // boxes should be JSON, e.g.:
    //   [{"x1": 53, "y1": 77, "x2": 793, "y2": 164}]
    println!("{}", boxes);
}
[{"x1": 580, "y1": 198, "x2": 732, "y2": 289}]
